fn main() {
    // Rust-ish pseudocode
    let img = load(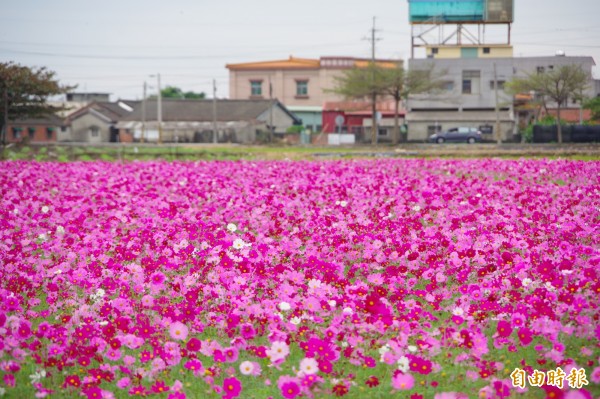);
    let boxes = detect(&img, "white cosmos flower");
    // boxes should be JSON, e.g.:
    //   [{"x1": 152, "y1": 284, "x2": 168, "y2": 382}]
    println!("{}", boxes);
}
[
  {"x1": 239, "y1": 361, "x2": 254, "y2": 375},
  {"x1": 412, "y1": 205, "x2": 421, "y2": 212},
  {"x1": 339, "y1": 200, "x2": 348, "y2": 207},
  {"x1": 227, "y1": 223, "x2": 237, "y2": 233},
  {"x1": 522, "y1": 278, "x2": 533, "y2": 287},
  {"x1": 308, "y1": 279, "x2": 322, "y2": 289},
  {"x1": 56, "y1": 225, "x2": 65, "y2": 234},
  {"x1": 232, "y1": 238, "x2": 249, "y2": 250},
  {"x1": 407, "y1": 345, "x2": 418, "y2": 353},
  {"x1": 29, "y1": 370, "x2": 46, "y2": 384},
  {"x1": 300, "y1": 357, "x2": 319, "y2": 375},
  {"x1": 452, "y1": 307, "x2": 464, "y2": 316},
  {"x1": 342, "y1": 307, "x2": 353, "y2": 314},
  {"x1": 290, "y1": 317, "x2": 301, "y2": 325},
  {"x1": 278, "y1": 302, "x2": 291, "y2": 311},
  {"x1": 328, "y1": 300, "x2": 336, "y2": 308},
  {"x1": 378, "y1": 345, "x2": 391, "y2": 356},
  {"x1": 41, "y1": 206, "x2": 50, "y2": 214},
  {"x1": 397, "y1": 356, "x2": 410, "y2": 373}
]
